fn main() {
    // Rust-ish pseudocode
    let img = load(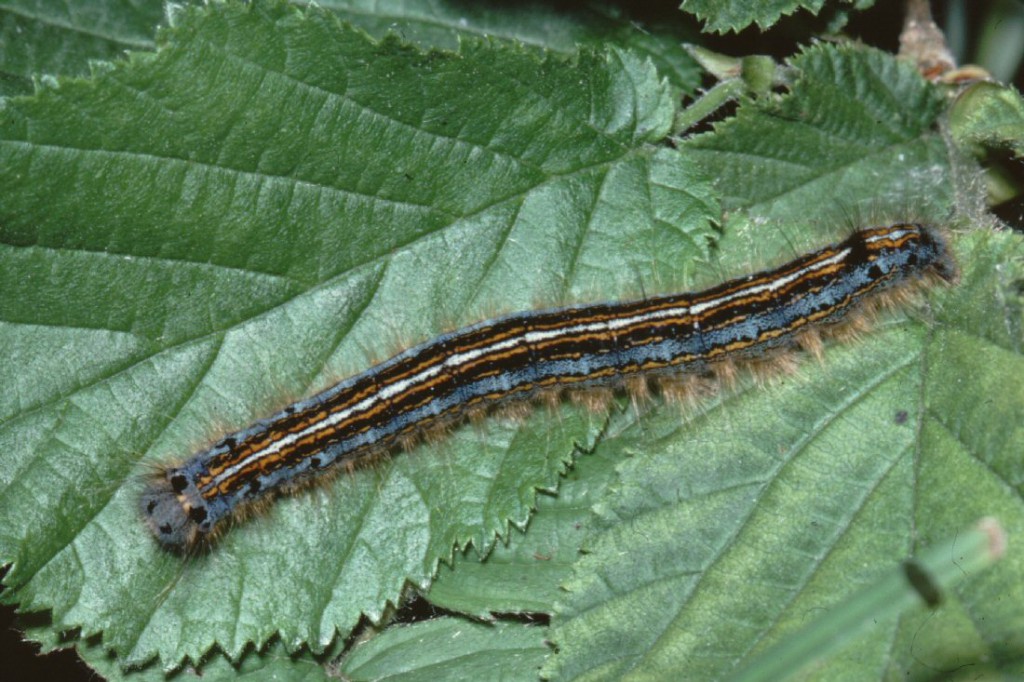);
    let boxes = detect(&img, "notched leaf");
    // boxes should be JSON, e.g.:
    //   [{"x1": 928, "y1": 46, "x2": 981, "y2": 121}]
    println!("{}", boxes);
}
[
  {"x1": 683, "y1": 43, "x2": 949, "y2": 235},
  {"x1": 681, "y1": 0, "x2": 827, "y2": 34},
  {"x1": 0, "y1": 0, "x2": 713, "y2": 671}
]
